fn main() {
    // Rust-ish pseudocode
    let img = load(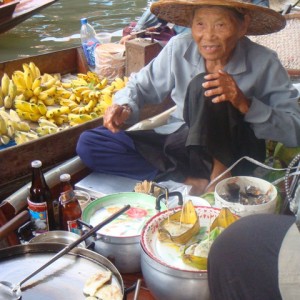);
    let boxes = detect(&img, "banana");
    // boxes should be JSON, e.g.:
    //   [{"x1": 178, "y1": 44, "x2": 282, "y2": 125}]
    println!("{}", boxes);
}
[
  {"x1": 0, "y1": 135, "x2": 10, "y2": 145},
  {"x1": 30, "y1": 103, "x2": 40, "y2": 114},
  {"x1": 8, "y1": 109, "x2": 21, "y2": 122},
  {"x1": 4, "y1": 95, "x2": 13, "y2": 109},
  {"x1": 14, "y1": 130, "x2": 39, "y2": 145},
  {"x1": 41, "y1": 76, "x2": 56, "y2": 89},
  {"x1": 12, "y1": 73, "x2": 27, "y2": 92},
  {"x1": 53, "y1": 114, "x2": 68, "y2": 125},
  {"x1": 17, "y1": 121, "x2": 31, "y2": 132},
  {"x1": 38, "y1": 118, "x2": 58, "y2": 128},
  {"x1": 8, "y1": 80, "x2": 17, "y2": 100},
  {"x1": 24, "y1": 68, "x2": 33, "y2": 90},
  {"x1": 0, "y1": 115, "x2": 7, "y2": 135},
  {"x1": 61, "y1": 82, "x2": 72, "y2": 89},
  {"x1": 68, "y1": 113, "x2": 93, "y2": 125},
  {"x1": 32, "y1": 77, "x2": 42, "y2": 91},
  {"x1": 14, "y1": 99, "x2": 32, "y2": 112},
  {"x1": 23, "y1": 89, "x2": 34, "y2": 100},
  {"x1": 59, "y1": 98, "x2": 78, "y2": 110},
  {"x1": 0, "y1": 87, "x2": 3, "y2": 107},
  {"x1": 43, "y1": 85, "x2": 57, "y2": 97},
  {"x1": 16, "y1": 109, "x2": 41, "y2": 122},
  {"x1": 29, "y1": 62, "x2": 41, "y2": 80},
  {"x1": 29, "y1": 96, "x2": 38, "y2": 104},
  {"x1": 1, "y1": 73, "x2": 10, "y2": 96},
  {"x1": 37, "y1": 91, "x2": 49, "y2": 101},
  {"x1": 33, "y1": 85, "x2": 42, "y2": 96},
  {"x1": 46, "y1": 106, "x2": 70, "y2": 119},
  {"x1": 37, "y1": 101, "x2": 48, "y2": 115},
  {"x1": 42, "y1": 97, "x2": 55, "y2": 106},
  {"x1": 36, "y1": 125, "x2": 60, "y2": 136}
]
